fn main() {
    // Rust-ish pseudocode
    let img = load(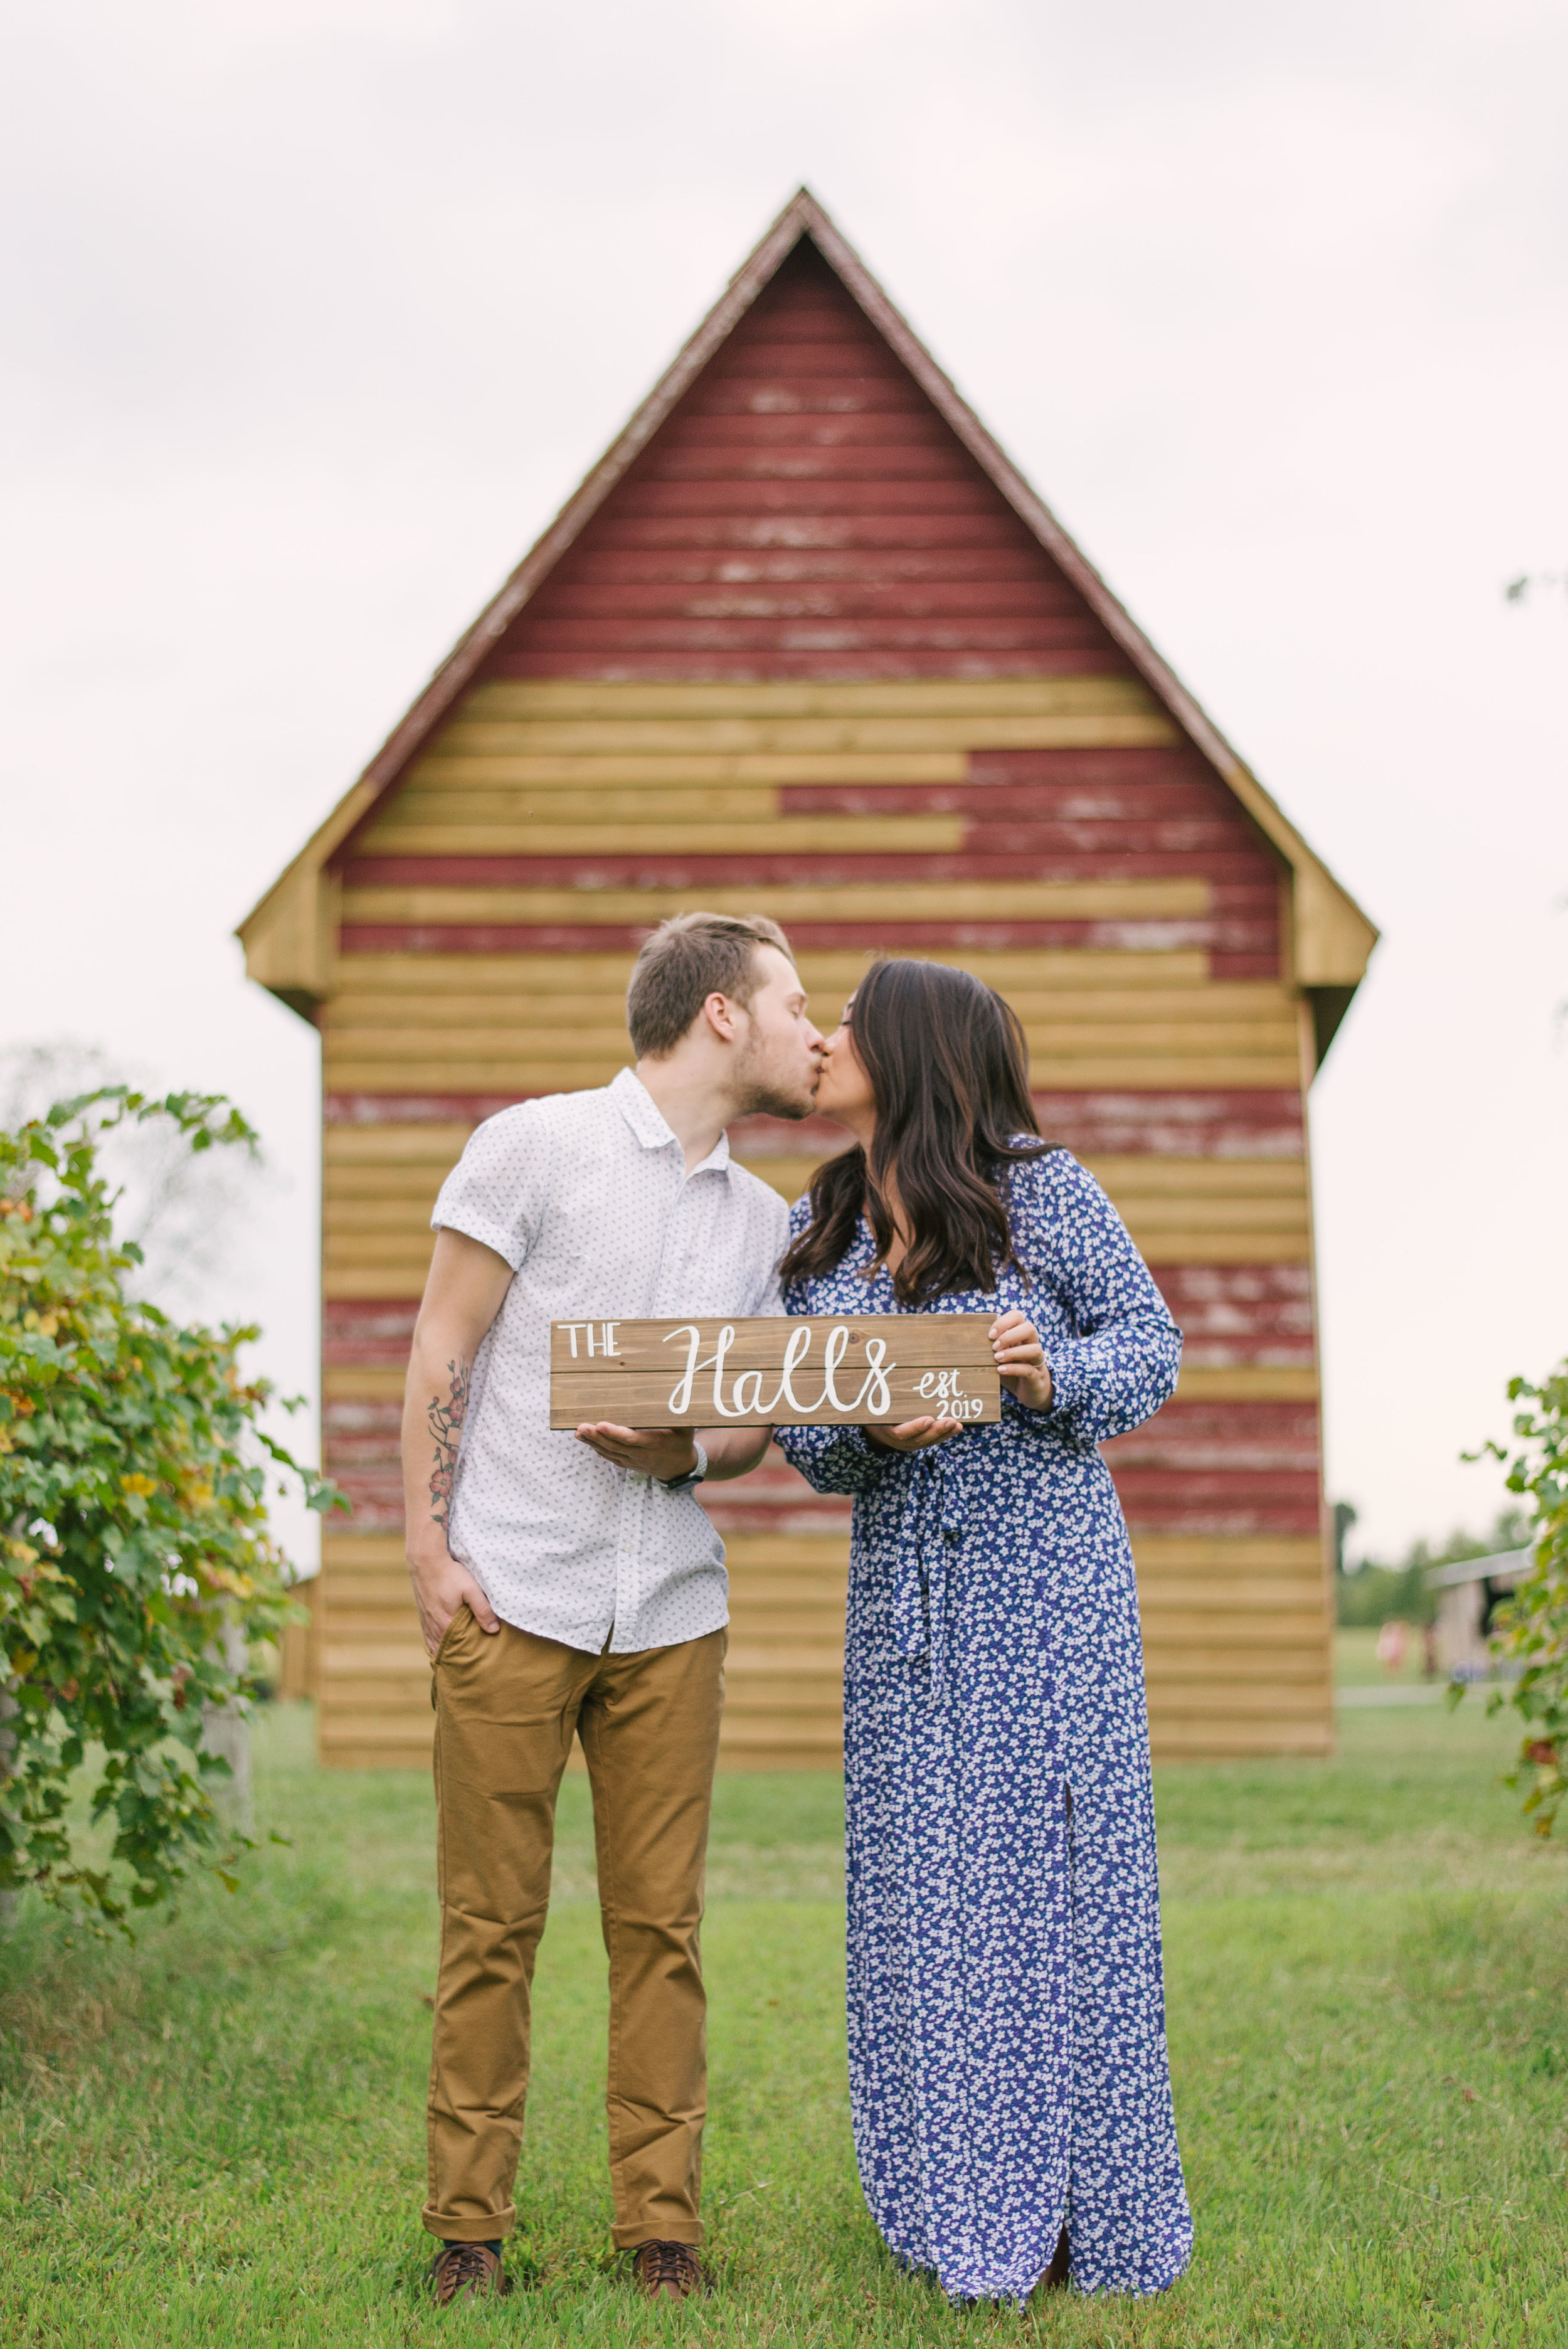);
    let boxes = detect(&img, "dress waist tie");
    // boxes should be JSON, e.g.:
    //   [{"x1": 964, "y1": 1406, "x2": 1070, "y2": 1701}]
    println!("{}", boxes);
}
[{"x1": 891, "y1": 1446, "x2": 966, "y2": 1709}]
